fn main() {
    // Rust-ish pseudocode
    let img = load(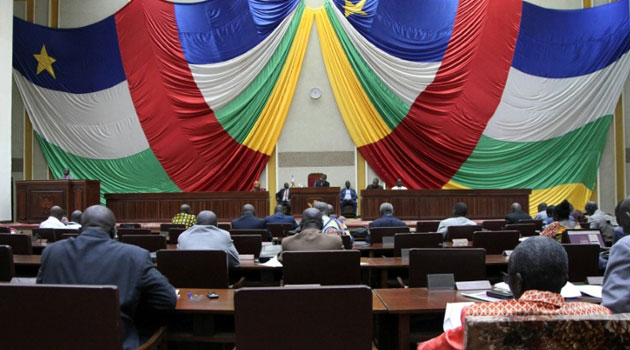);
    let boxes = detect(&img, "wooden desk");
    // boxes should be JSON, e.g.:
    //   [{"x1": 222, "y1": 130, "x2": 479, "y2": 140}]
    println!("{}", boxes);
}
[
  {"x1": 105, "y1": 191, "x2": 269, "y2": 222},
  {"x1": 16, "y1": 180, "x2": 101, "y2": 223},
  {"x1": 360, "y1": 189, "x2": 531, "y2": 220},
  {"x1": 287, "y1": 187, "x2": 341, "y2": 216}
]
